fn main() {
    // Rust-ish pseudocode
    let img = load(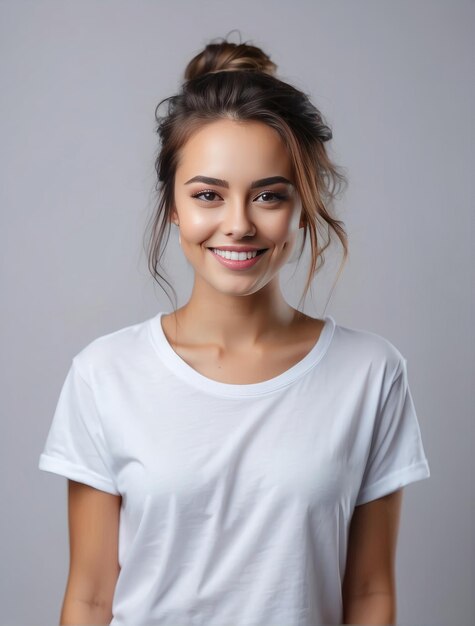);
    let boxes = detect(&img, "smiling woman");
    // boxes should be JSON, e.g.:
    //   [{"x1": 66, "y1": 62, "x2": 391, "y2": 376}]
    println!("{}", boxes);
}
[
  {"x1": 38, "y1": 33, "x2": 430, "y2": 626},
  {"x1": 149, "y1": 48, "x2": 348, "y2": 312}
]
